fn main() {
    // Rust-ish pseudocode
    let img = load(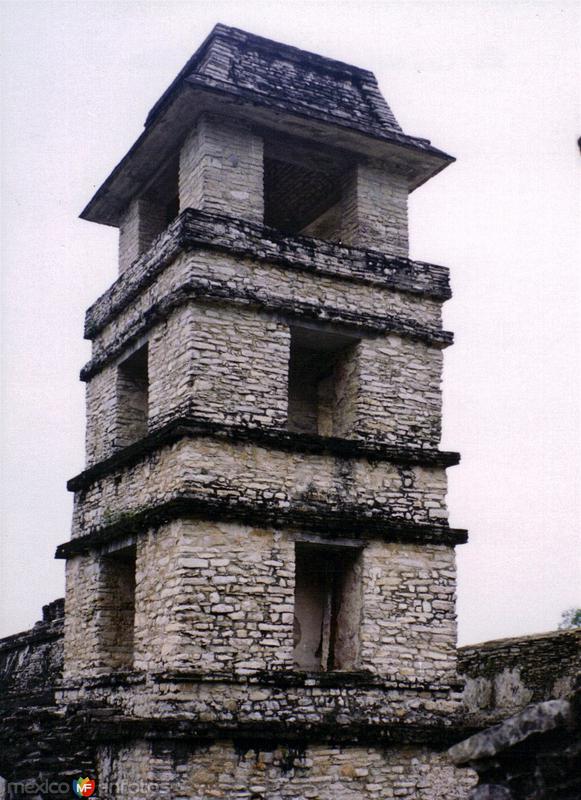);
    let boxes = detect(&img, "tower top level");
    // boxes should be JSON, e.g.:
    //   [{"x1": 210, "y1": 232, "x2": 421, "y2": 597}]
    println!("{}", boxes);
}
[{"x1": 82, "y1": 23, "x2": 453, "y2": 226}]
